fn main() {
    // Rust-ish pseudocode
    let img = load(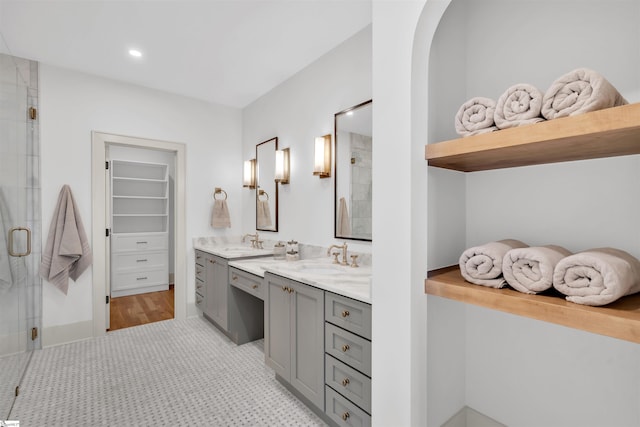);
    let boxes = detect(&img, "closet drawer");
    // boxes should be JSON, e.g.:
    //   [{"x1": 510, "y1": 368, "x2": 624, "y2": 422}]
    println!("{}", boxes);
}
[
  {"x1": 325, "y1": 293, "x2": 372, "y2": 340},
  {"x1": 229, "y1": 267, "x2": 264, "y2": 300},
  {"x1": 112, "y1": 268, "x2": 168, "y2": 290},
  {"x1": 111, "y1": 233, "x2": 168, "y2": 252},
  {"x1": 112, "y1": 251, "x2": 167, "y2": 272},
  {"x1": 325, "y1": 355, "x2": 371, "y2": 413},
  {"x1": 325, "y1": 323, "x2": 371, "y2": 377},
  {"x1": 325, "y1": 386, "x2": 371, "y2": 427}
]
